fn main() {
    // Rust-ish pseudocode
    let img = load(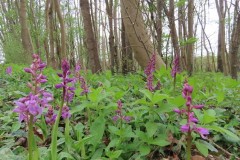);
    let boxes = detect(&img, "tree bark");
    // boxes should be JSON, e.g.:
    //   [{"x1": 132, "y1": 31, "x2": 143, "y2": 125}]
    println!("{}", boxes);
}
[
  {"x1": 80, "y1": 0, "x2": 102, "y2": 73},
  {"x1": 106, "y1": 0, "x2": 118, "y2": 73},
  {"x1": 230, "y1": 3, "x2": 240, "y2": 79},
  {"x1": 122, "y1": 20, "x2": 133, "y2": 74},
  {"x1": 19, "y1": 0, "x2": 34, "y2": 64},
  {"x1": 187, "y1": 0, "x2": 194, "y2": 75},
  {"x1": 163, "y1": 0, "x2": 181, "y2": 66},
  {"x1": 215, "y1": 0, "x2": 228, "y2": 75},
  {"x1": 53, "y1": 0, "x2": 66, "y2": 59},
  {"x1": 121, "y1": 0, "x2": 165, "y2": 69}
]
